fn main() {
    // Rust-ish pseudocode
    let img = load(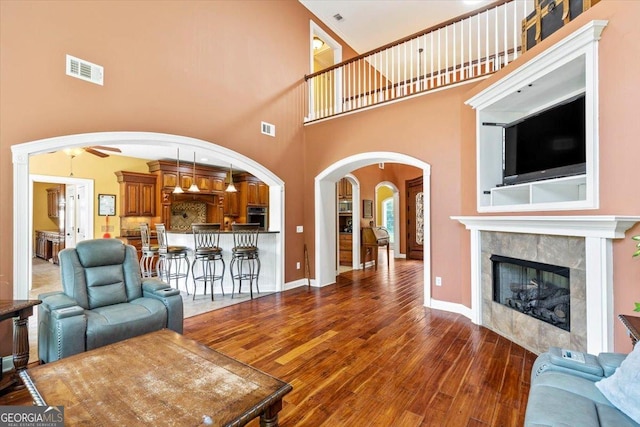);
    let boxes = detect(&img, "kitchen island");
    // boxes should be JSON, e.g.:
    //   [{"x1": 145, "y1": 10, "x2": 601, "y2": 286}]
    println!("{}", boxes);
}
[{"x1": 165, "y1": 230, "x2": 280, "y2": 296}]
